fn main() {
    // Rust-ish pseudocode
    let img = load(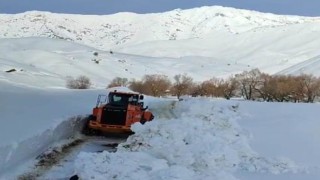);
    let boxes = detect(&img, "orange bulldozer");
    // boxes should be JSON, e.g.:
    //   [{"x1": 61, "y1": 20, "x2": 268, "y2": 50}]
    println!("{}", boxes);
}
[{"x1": 83, "y1": 90, "x2": 154, "y2": 135}]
